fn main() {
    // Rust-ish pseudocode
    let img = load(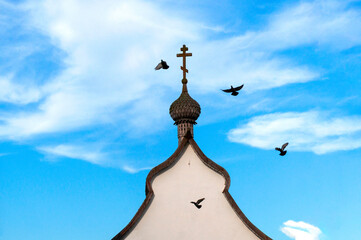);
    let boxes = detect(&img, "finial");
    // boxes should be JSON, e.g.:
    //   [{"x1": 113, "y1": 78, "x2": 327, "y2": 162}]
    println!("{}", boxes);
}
[
  {"x1": 171, "y1": 44, "x2": 200, "y2": 143},
  {"x1": 176, "y1": 44, "x2": 192, "y2": 92}
]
